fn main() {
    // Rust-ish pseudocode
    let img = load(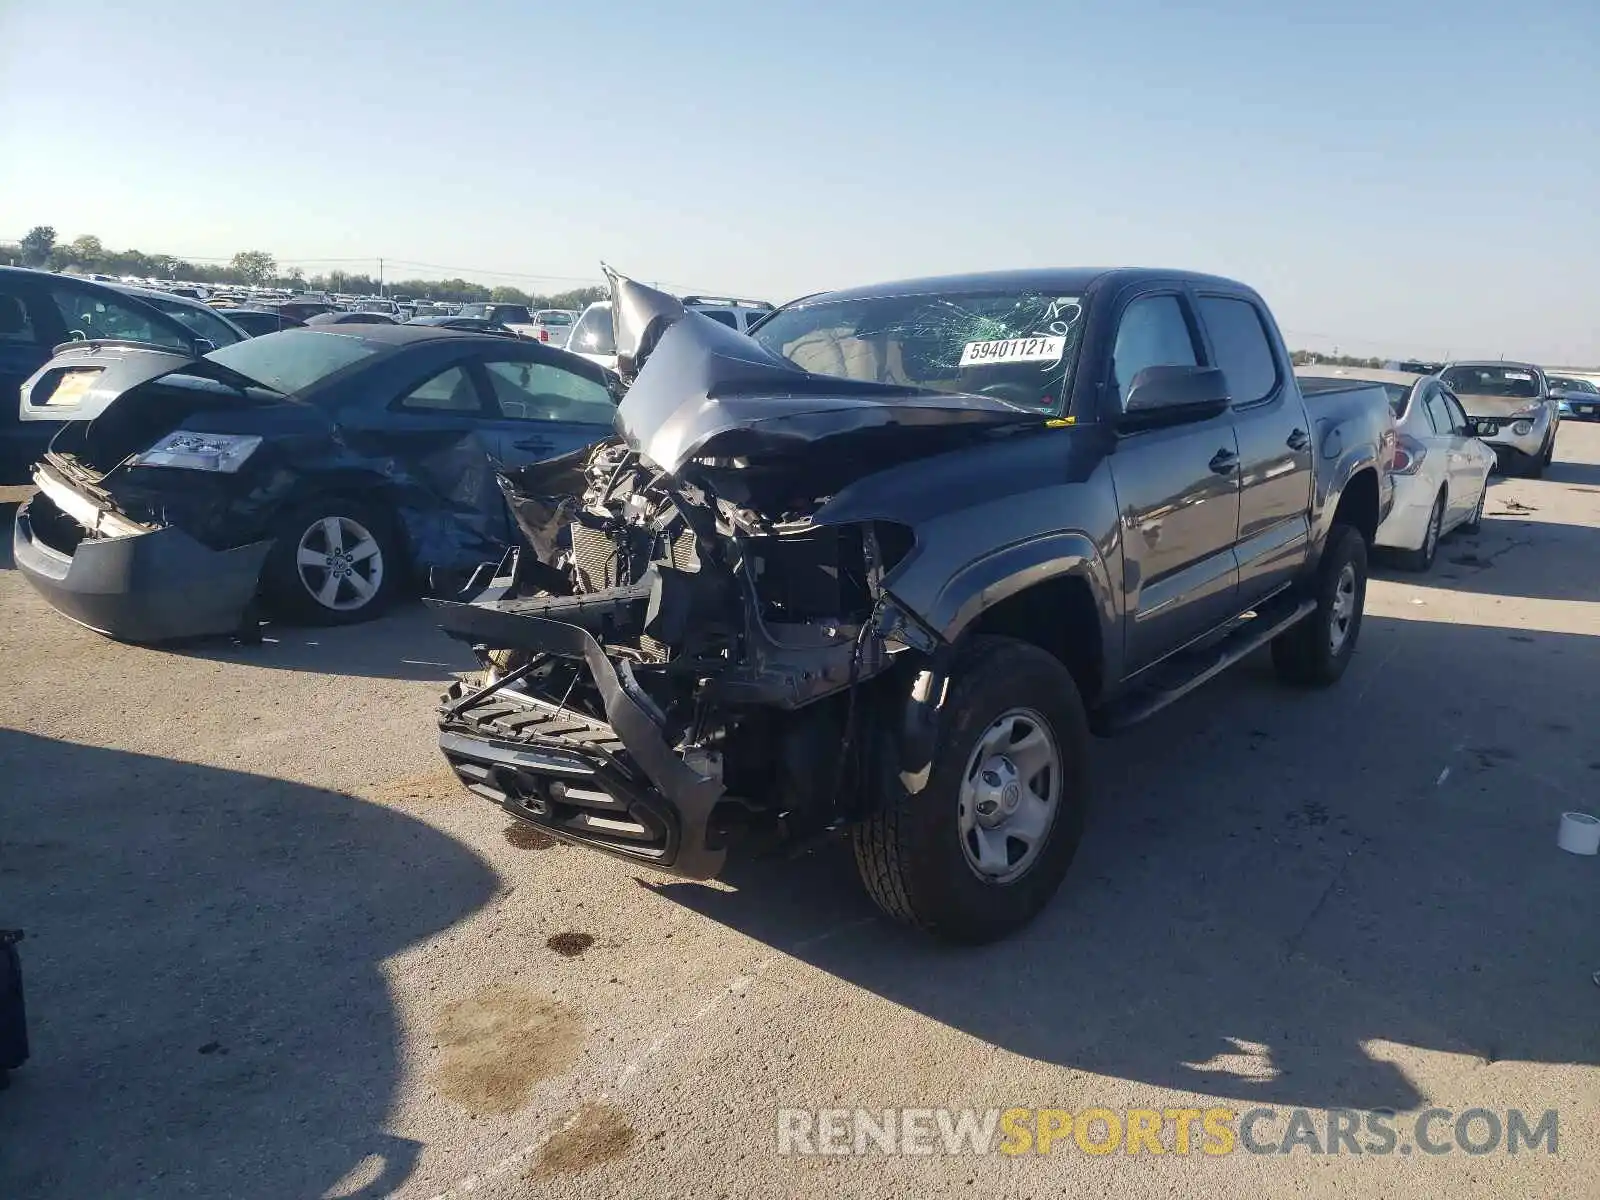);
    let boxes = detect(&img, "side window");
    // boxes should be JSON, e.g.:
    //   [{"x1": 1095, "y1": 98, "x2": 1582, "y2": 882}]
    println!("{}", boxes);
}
[
  {"x1": 47, "y1": 286, "x2": 188, "y2": 350},
  {"x1": 398, "y1": 366, "x2": 482, "y2": 413},
  {"x1": 1441, "y1": 391, "x2": 1469, "y2": 434},
  {"x1": 1110, "y1": 294, "x2": 1198, "y2": 408},
  {"x1": 0, "y1": 288, "x2": 39, "y2": 346},
  {"x1": 699, "y1": 310, "x2": 738, "y2": 329},
  {"x1": 482, "y1": 358, "x2": 615, "y2": 424},
  {"x1": 1424, "y1": 388, "x2": 1455, "y2": 435},
  {"x1": 1197, "y1": 295, "x2": 1278, "y2": 405}
]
